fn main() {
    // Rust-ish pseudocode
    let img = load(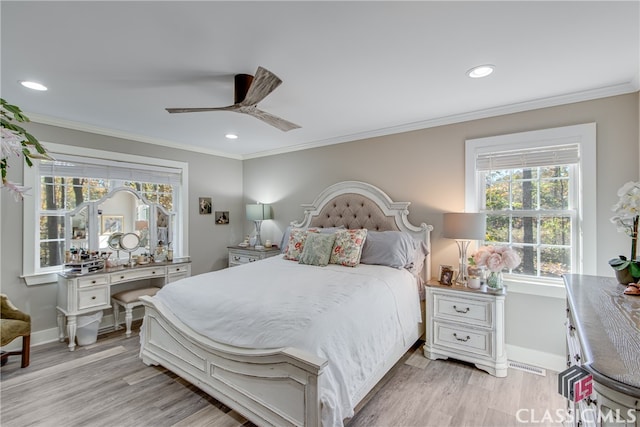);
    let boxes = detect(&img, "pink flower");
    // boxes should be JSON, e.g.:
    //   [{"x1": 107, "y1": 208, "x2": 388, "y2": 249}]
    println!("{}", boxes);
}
[
  {"x1": 471, "y1": 245, "x2": 521, "y2": 272},
  {"x1": 502, "y1": 250, "x2": 521, "y2": 270},
  {"x1": 486, "y1": 253, "x2": 504, "y2": 272},
  {"x1": 473, "y1": 247, "x2": 491, "y2": 266}
]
